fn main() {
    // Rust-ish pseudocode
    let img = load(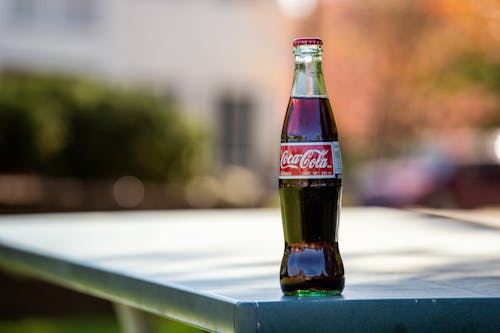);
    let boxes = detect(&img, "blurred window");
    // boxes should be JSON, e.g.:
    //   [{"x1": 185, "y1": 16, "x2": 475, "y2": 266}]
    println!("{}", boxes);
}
[
  {"x1": 218, "y1": 94, "x2": 254, "y2": 166},
  {"x1": 64, "y1": 0, "x2": 98, "y2": 28},
  {"x1": 5, "y1": 0, "x2": 98, "y2": 31},
  {"x1": 6, "y1": 0, "x2": 39, "y2": 27}
]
